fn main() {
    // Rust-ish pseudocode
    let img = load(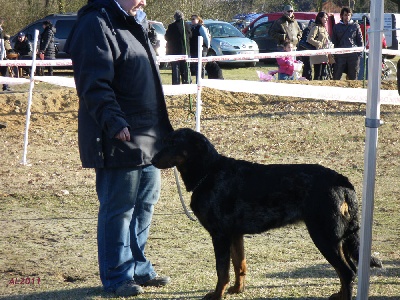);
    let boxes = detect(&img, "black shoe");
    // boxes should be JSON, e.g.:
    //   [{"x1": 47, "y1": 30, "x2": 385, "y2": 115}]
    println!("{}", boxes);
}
[
  {"x1": 2, "y1": 87, "x2": 12, "y2": 92},
  {"x1": 141, "y1": 276, "x2": 171, "y2": 287},
  {"x1": 115, "y1": 280, "x2": 144, "y2": 297},
  {"x1": 0, "y1": 122, "x2": 6, "y2": 129}
]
